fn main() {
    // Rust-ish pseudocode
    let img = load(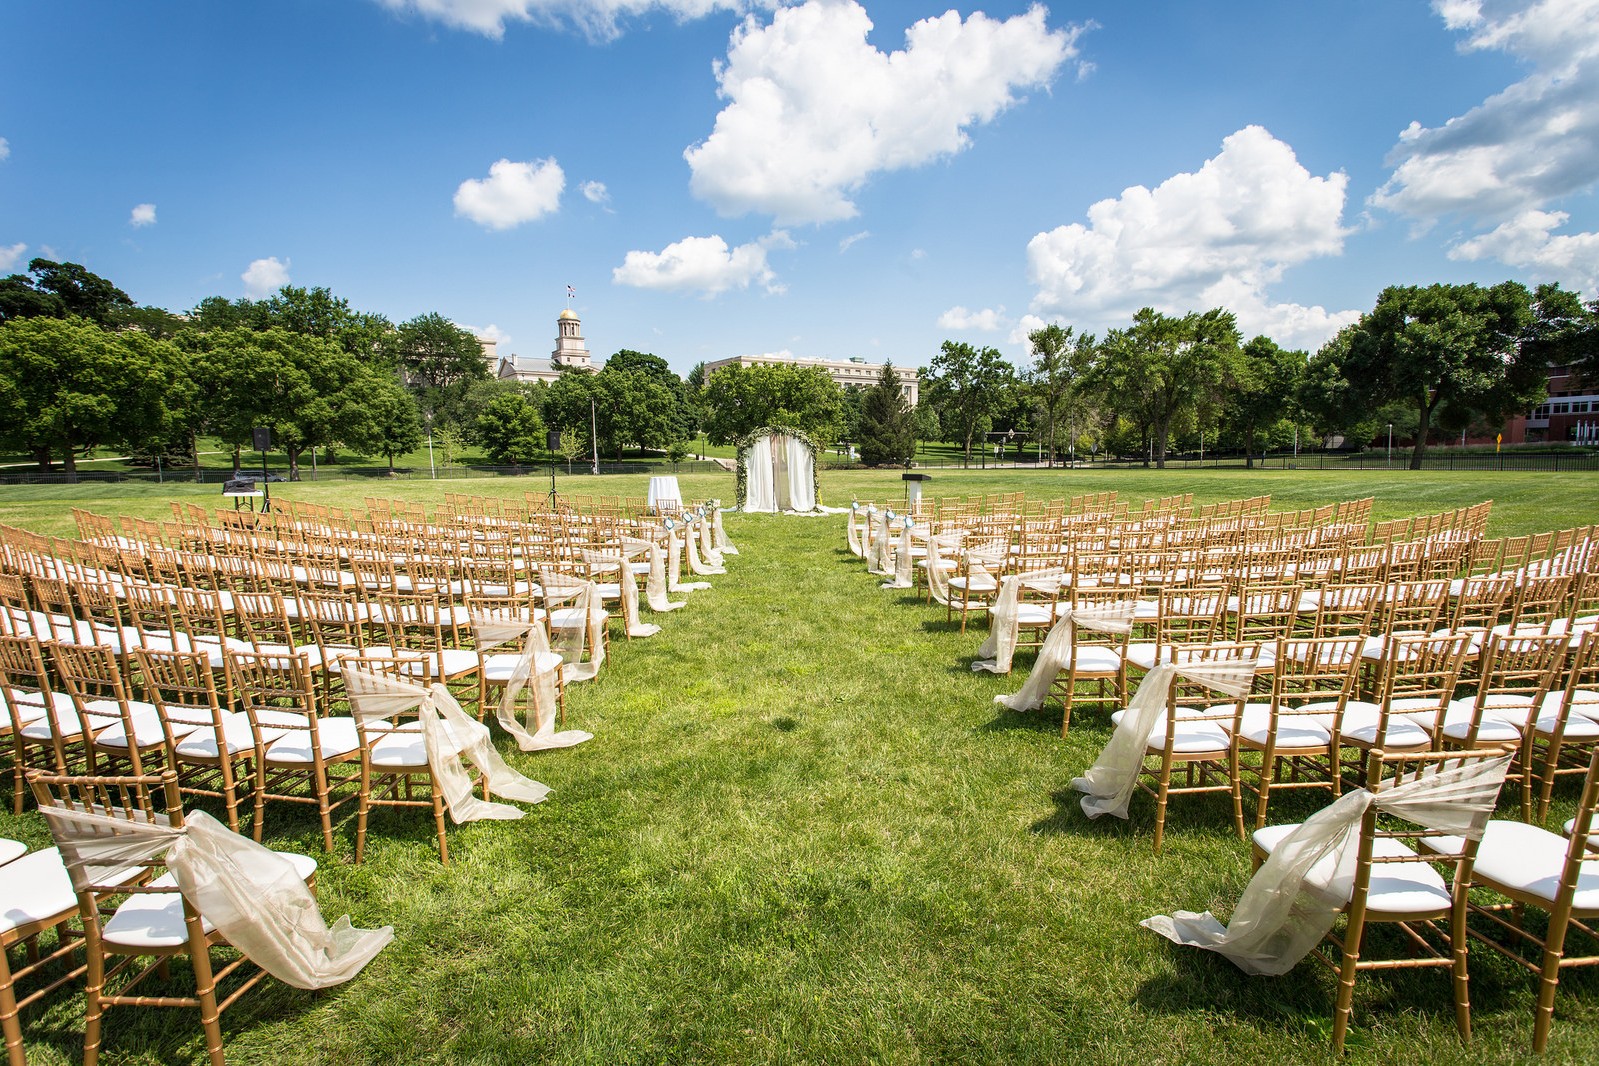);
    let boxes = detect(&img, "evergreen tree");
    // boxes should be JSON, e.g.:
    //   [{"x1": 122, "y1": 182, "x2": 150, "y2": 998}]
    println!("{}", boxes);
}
[{"x1": 857, "y1": 362, "x2": 916, "y2": 466}]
